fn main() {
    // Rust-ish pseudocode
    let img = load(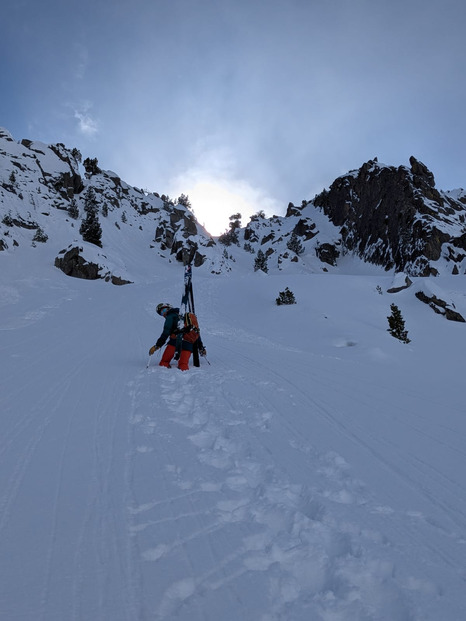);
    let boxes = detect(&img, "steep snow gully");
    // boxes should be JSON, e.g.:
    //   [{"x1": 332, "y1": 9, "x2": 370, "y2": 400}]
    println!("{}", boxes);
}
[{"x1": 0, "y1": 258, "x2": 465, "y2": 620}]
